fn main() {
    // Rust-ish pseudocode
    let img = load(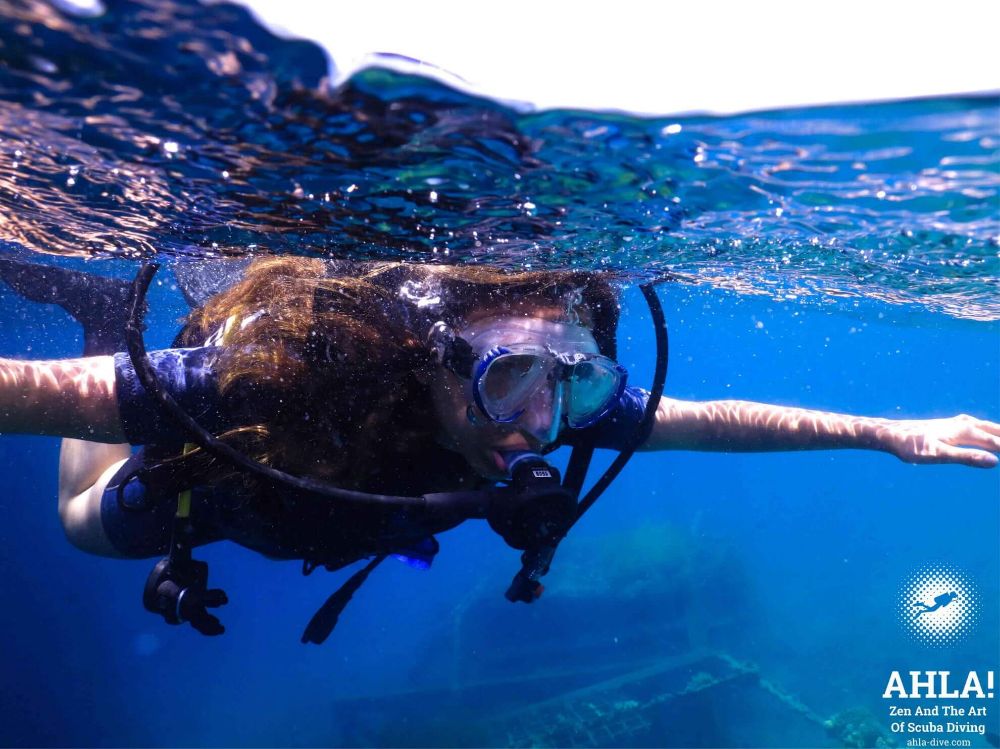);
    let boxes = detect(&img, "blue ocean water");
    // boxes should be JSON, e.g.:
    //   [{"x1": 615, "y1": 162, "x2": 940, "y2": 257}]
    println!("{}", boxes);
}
[{"x1": 0, "y1": 1, "x2": 998, "y2": 747}]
